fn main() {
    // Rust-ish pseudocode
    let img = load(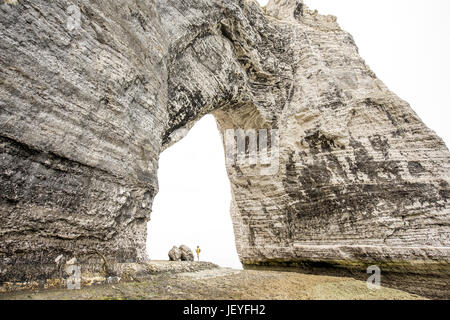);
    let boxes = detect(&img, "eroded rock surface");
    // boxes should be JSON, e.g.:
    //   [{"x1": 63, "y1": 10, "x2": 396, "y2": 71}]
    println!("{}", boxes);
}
[
  {"x1": 168, "y1": 247, "x2": 182, "y2": 262},
  {"x1": 0, "y1": 0, "x2": 449, "y2": 284},
  {"x1": 179, "y1": 245, "x2": 194, "y2": 262}
]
